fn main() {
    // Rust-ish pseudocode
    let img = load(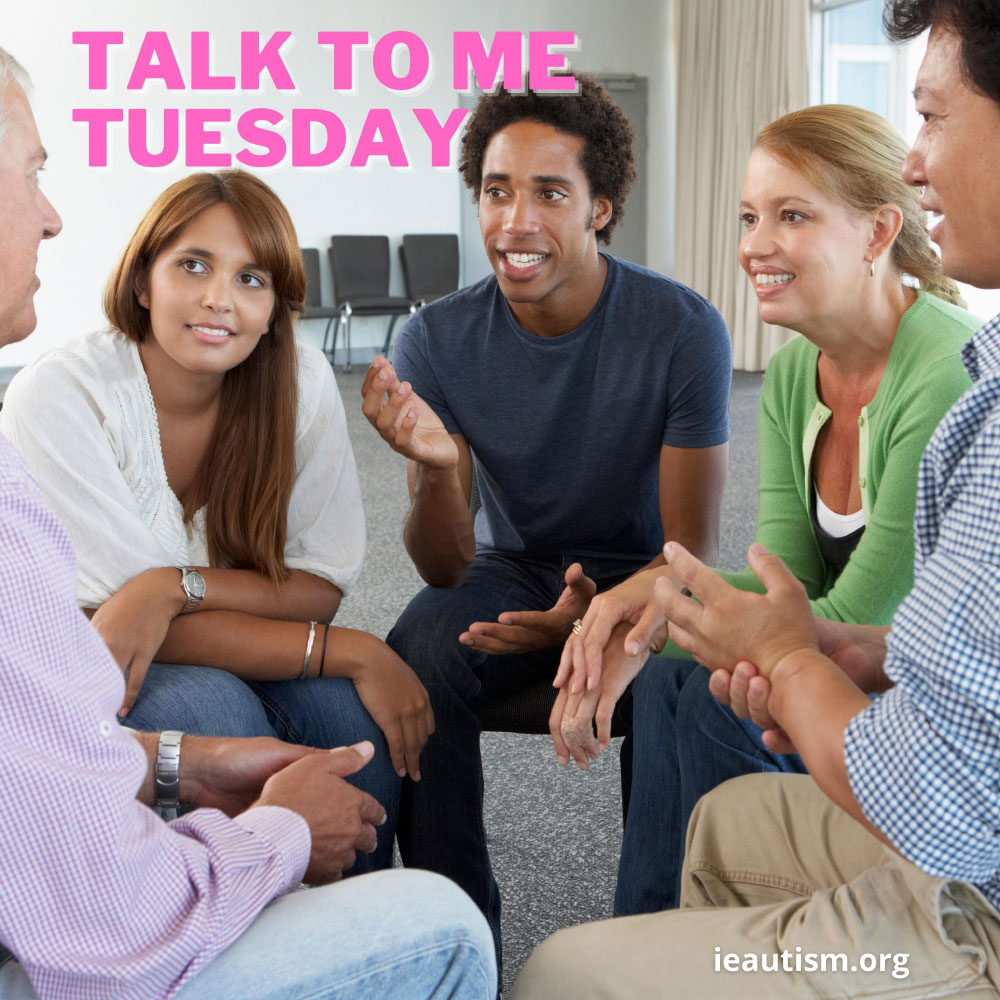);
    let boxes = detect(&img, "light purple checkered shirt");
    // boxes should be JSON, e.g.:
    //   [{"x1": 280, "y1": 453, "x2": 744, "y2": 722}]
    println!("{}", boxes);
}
[{"x1": 0, "y1": 433, "x2": 310, "y2": 1000}]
